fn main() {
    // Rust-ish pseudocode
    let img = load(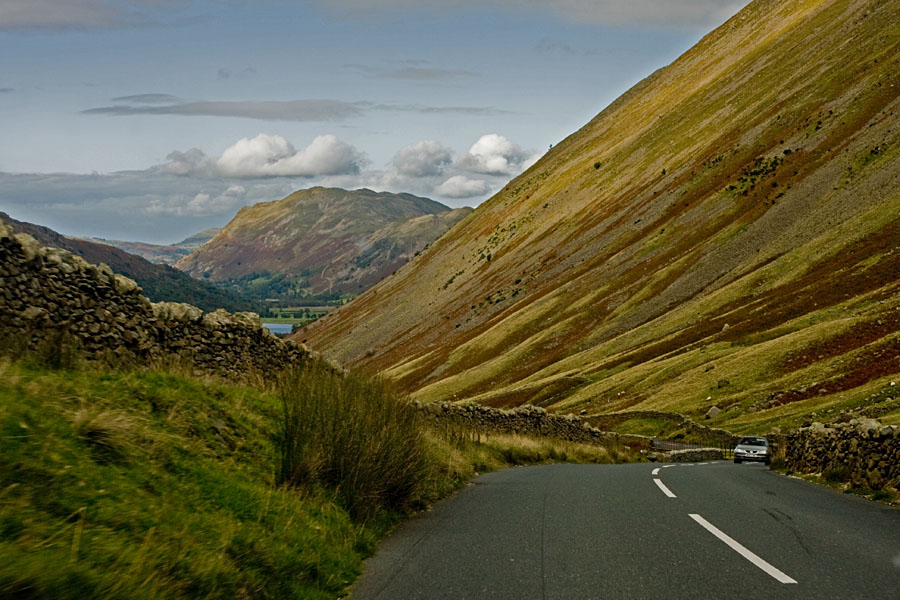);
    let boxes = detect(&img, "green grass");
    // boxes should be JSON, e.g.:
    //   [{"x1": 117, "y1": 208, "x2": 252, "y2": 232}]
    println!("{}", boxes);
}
[
  {"x1": 607, "y1": 417, "x2": 682, "y2": 438},
  {"x1": 0, "y1": 354, "x2": 635, "y2": 598},
  {"x1": 0, "y1": 360, "x2": 372, "y2": 599}
]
